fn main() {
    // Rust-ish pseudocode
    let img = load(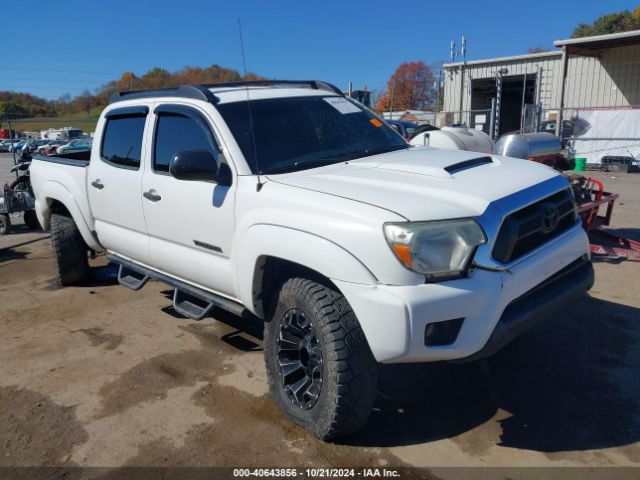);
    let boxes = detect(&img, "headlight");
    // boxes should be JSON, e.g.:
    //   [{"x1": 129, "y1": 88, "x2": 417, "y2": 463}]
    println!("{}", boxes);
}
[{"x1": 384, "y1": 219, "x2": 486, "y2": 281}]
